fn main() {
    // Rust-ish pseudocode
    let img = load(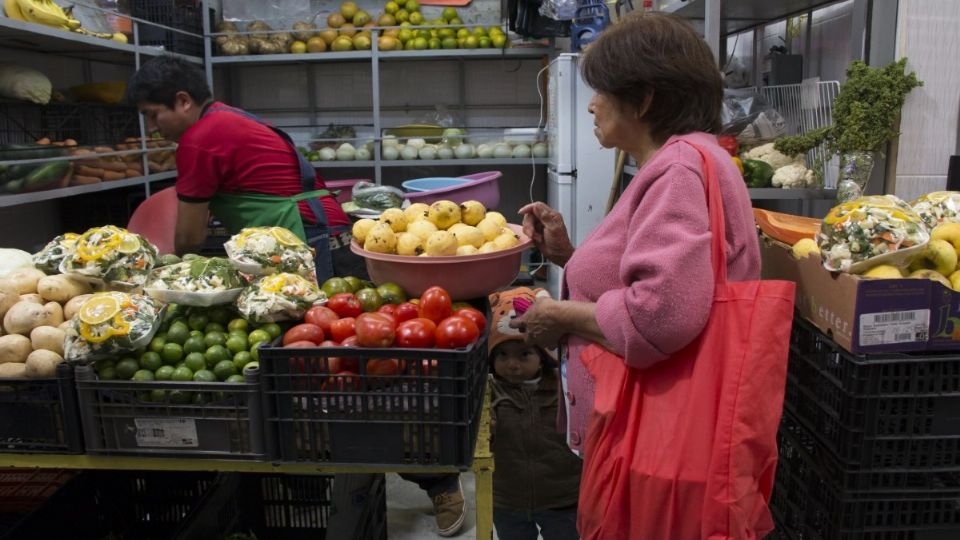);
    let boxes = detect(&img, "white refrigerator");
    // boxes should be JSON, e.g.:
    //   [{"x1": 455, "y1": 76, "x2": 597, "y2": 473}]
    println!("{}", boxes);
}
[{"x1": 545, "y1": 53, "x2": 617, "y2": 298}]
